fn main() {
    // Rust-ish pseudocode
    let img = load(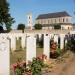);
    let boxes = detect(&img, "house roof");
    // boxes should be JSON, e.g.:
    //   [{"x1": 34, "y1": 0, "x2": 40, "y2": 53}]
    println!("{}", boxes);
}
[{"x1": 36, "y1": 11, "x2": 71, "y2": 19}]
